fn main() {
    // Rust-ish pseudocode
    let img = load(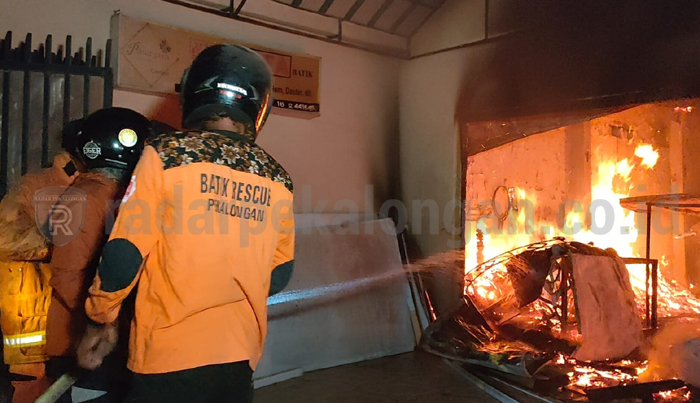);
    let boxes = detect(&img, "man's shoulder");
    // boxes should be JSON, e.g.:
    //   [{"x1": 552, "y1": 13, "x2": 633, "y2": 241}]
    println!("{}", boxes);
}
[
  {"x1": 71, "y1": 173, "x2": 119, "y2": 195},
  {"x1": 243, "y1": 142, "x2": 294, "y2": 194},
  {"x1": 144, "y1": 130, "x2": 212, "y2": 170},
  {"x1": 144, "y1": 130, "x2": 188, "y2": 152},
  {"x1": 146, "y1": 130, "x2": 293, "y2": 193}
]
